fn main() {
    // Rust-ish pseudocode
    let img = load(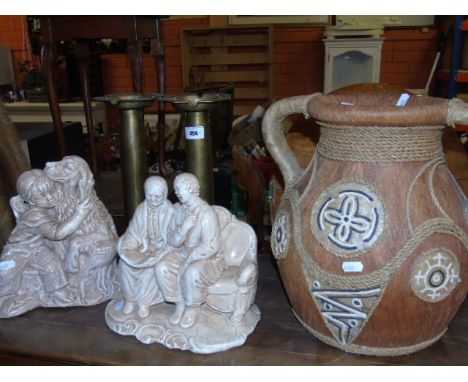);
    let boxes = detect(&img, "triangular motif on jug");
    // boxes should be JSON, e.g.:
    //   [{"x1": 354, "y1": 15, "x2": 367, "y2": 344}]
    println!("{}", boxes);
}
[{"x1": 311, "y1": 280, "x2": 382, "y2": 345}]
